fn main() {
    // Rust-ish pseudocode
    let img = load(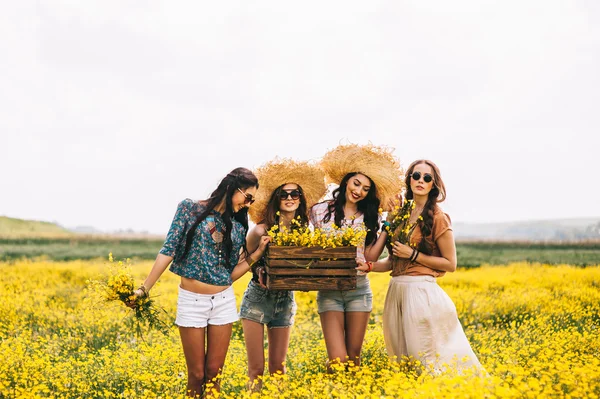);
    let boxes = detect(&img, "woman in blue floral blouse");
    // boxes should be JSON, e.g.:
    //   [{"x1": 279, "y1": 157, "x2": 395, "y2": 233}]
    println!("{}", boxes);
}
[{"x1": 131, "y1": 167, "x2": 271, "y2": 398}]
